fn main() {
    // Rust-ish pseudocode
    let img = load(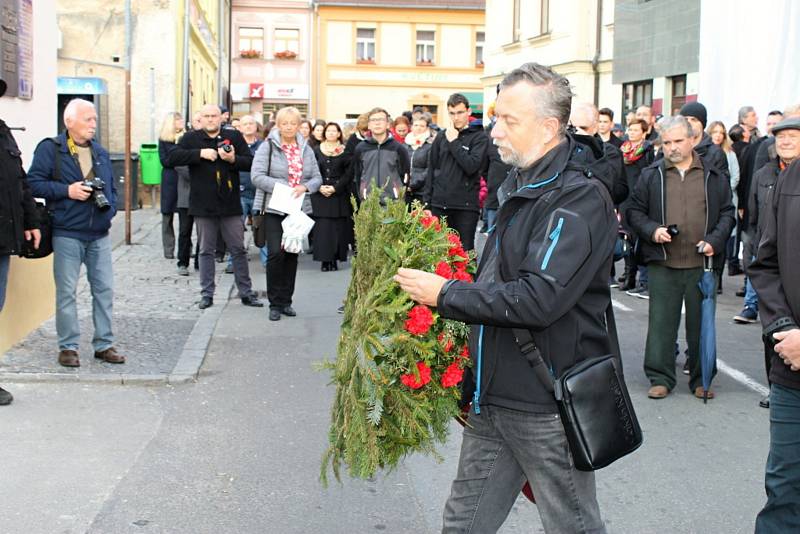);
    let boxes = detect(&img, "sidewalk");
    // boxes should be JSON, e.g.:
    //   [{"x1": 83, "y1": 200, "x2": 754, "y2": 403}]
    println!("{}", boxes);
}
[{"x1": 0, "y1": 209, "x2": 230, "y2": 384}]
